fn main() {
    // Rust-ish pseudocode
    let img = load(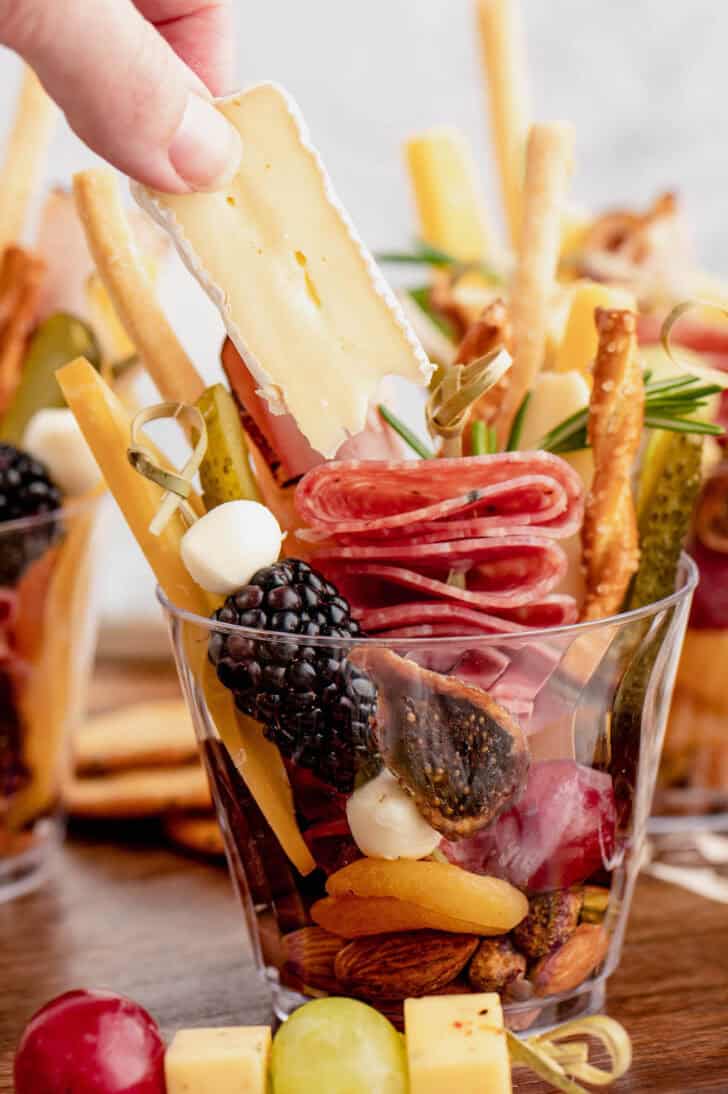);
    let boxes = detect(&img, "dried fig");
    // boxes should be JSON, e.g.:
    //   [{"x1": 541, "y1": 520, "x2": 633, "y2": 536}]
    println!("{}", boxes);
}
[
  {"x1": 512, "y1": 888, "x2": 583, "y2": 959},
  {"x1": 349, "y1": 646, "x2": 528, "y2": 838}
]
